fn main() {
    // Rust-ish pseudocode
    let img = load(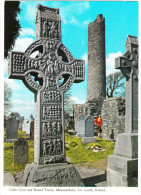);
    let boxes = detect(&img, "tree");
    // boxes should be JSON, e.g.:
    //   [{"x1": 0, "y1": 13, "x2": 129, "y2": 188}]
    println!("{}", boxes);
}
[
  {"x1": 4, "y1": 81, "x2": 13, "y2": 114},
  {"x1": 8, "y1": 112, "x2": 21, "y2": 120},
  {"x1": 4, "y1": 1, "x2": 21, "y2": 58},
  {"x1": 106, "y1": 72, "x2": 126, "y2": 98},
  {"x1": 58, "y1": 77, "x2": 73, "y2": 115},
  {"x1": 64, "y1": 88, "x2": 74, "y2": 115}
]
